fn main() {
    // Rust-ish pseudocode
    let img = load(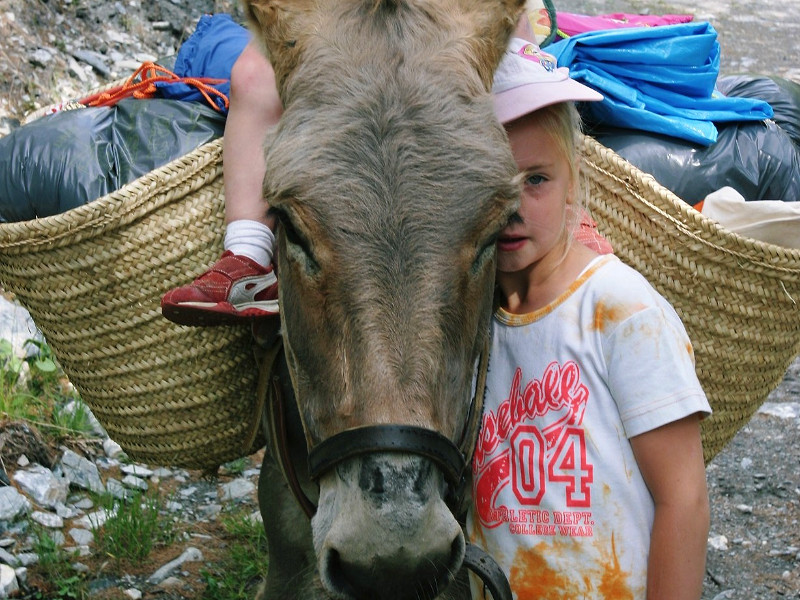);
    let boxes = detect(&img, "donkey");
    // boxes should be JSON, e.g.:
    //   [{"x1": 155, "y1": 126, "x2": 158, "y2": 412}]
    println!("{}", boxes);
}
[{"x1": 242, "y1": 0, "x2": 525, "y2": 598}]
